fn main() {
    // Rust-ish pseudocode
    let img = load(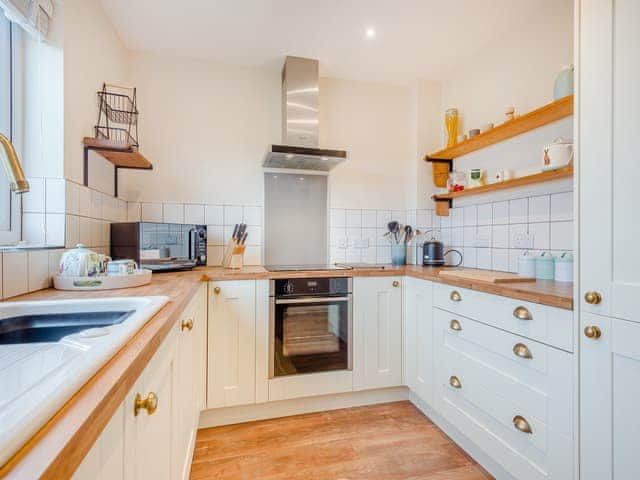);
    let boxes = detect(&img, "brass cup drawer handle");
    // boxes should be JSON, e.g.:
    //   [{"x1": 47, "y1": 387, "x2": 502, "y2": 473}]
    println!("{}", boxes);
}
[
  {"x1": 513, "y1": 306, "x2": 532, "y2": 321},
  {"x1": 392, "y1": 280, "x2": 400, "y2": 287},
  {"x1": 213, "y1": 286, "x2": 221, "y2": 295},
  {"x1": 584, "y1": 325, "x2": 602, "y2": 339},
  {"x1": 181, "y1": 318, "x2": 194, "y2": 331},
  {"x1": 513, "y1": 415, "x2": 533, "y2": 434},
  {"x1": 513, "y1": 342, "x2": 533, "y2": 359},
  {"x1": 134, "y1": 392, "x2": 158, "y2": 416},
  {"x1": 450, "y1": 290, "x2": 462, "y2": 302},
  {"x1": 584, "y1": 291, "x2": 602, "y2": 305},
  {"x1": 449, "y1": 319, "x2": 462, "y2": 331},
  {"x1": 449, "y1": 375, "x2": 462, "y2": 389}
]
